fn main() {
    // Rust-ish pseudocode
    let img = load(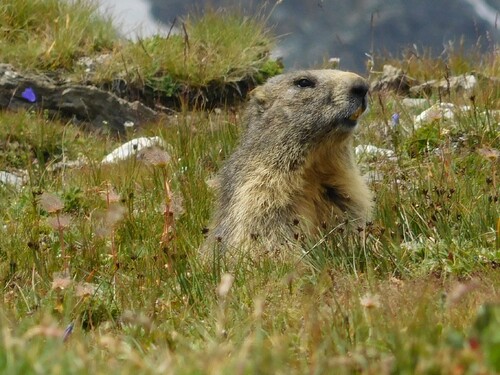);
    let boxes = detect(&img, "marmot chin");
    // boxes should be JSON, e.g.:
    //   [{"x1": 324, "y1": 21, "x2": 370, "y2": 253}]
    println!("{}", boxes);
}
[{"x1": 211, "y1": 69, "x2": 374, "y2": 253}]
